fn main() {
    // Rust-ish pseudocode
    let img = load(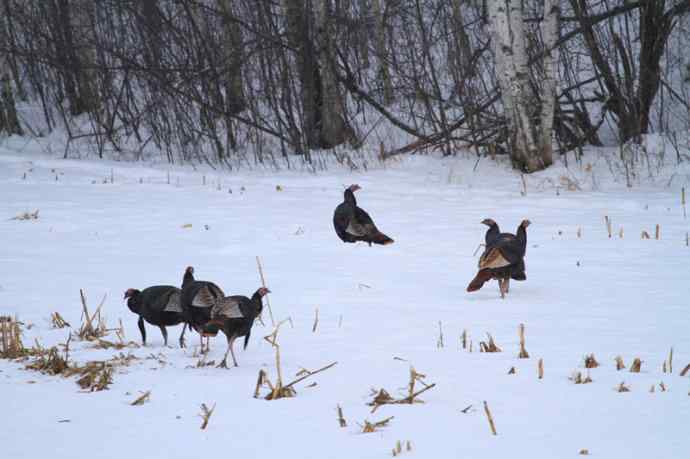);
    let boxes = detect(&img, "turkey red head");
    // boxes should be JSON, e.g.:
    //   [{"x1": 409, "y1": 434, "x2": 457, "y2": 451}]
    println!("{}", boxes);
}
[
  {"x1": 124, "y1": 288, "x2": 139, "y2": 300},
  {"x1": 257, "y1": 287, "x2": 271, "y2": 297},
  {"x1": 348, "y1": 184, "x2": 361, "y2": 192},
  {"x1": 481, "y1": 218, "x2": 497, "y2": 227},
  {"x1": 185, "y1": 266, "x2": 194, "y2": 275},
  {"x1": 520, "y1": 219, "x2": 531, "y2": 228}
]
